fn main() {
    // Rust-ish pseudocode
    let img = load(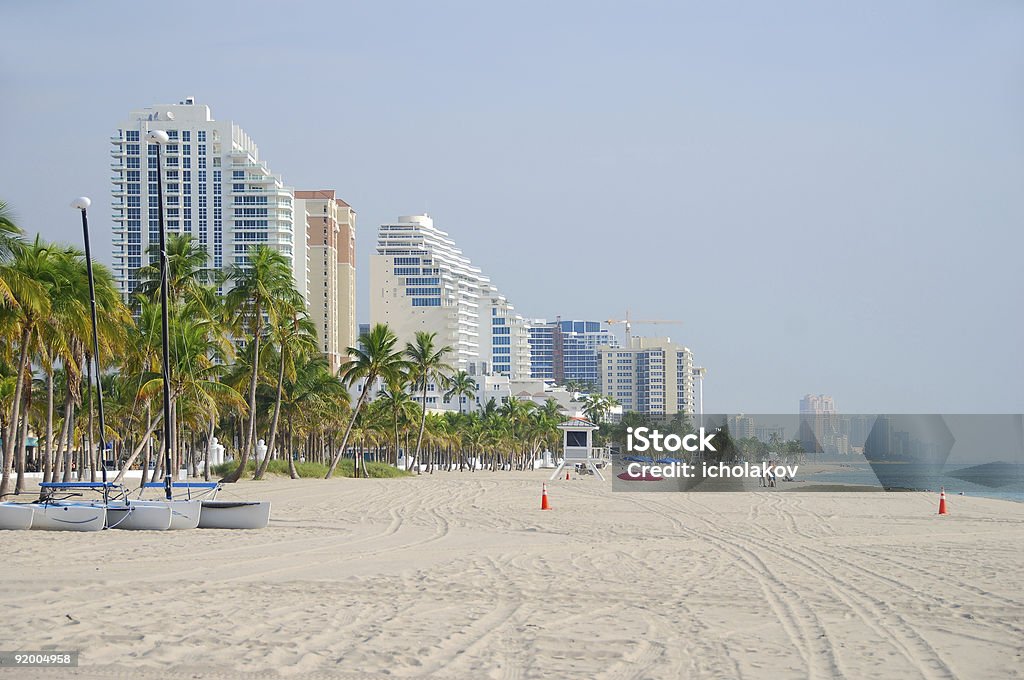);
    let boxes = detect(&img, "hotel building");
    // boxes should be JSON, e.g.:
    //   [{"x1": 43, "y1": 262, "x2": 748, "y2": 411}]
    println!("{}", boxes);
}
[
  {"x1": 371, "y1": 214, "x2": 527, "y2": 375},
  {"x1": 294, "y1": 190, "x2": 357, "y2": 372},
  {"x1": 598, "y1": 337, "x2": 696, "y2": 416},
  {"x1": 111, "y1": 99, "x2": 356, "y2": 373},
  {"x1": 111, "y1": 97, "x2": 295, "y2": 297}
]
